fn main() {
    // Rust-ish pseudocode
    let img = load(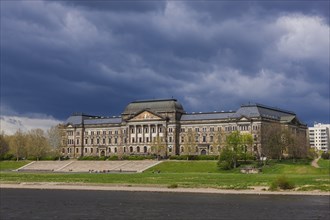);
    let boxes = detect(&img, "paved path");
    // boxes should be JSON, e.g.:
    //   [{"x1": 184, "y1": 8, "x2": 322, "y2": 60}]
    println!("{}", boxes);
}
[
  {"x1": 1, "y1": 182, "x2": 328, "y2": 196},
  {"x1": 311, "y1": 156, "x2": 321, "y2": 168}
]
